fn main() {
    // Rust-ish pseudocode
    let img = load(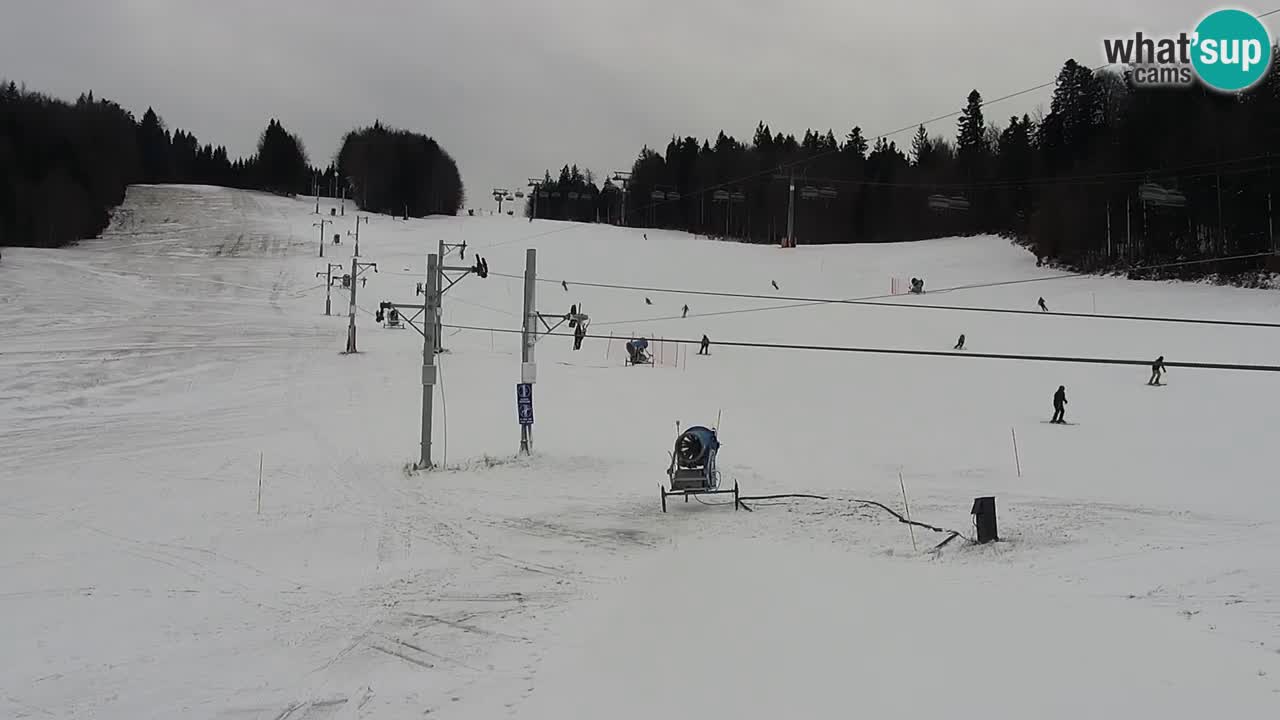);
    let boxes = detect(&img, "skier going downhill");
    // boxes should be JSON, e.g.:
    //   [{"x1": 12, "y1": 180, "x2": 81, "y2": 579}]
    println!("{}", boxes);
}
[
  {"x1": 1149, "y1": 356, "x2": 1166, "y2": 385},
  {"x1": 1038, "y1": 297, "x2": 1048, "y2": 312},
  {"x1": 1051, "y1": 385, "x2": 1068, "y2": 424},
  {"x1": 954, "y1": 333, "x2": 965, "y2": 350},
  {"x1": 682, "y1": 304, "x2": 689, "y2": 318},
  {"x1": 699, "y1": 334, "x2": 711, "y2": 355}
]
